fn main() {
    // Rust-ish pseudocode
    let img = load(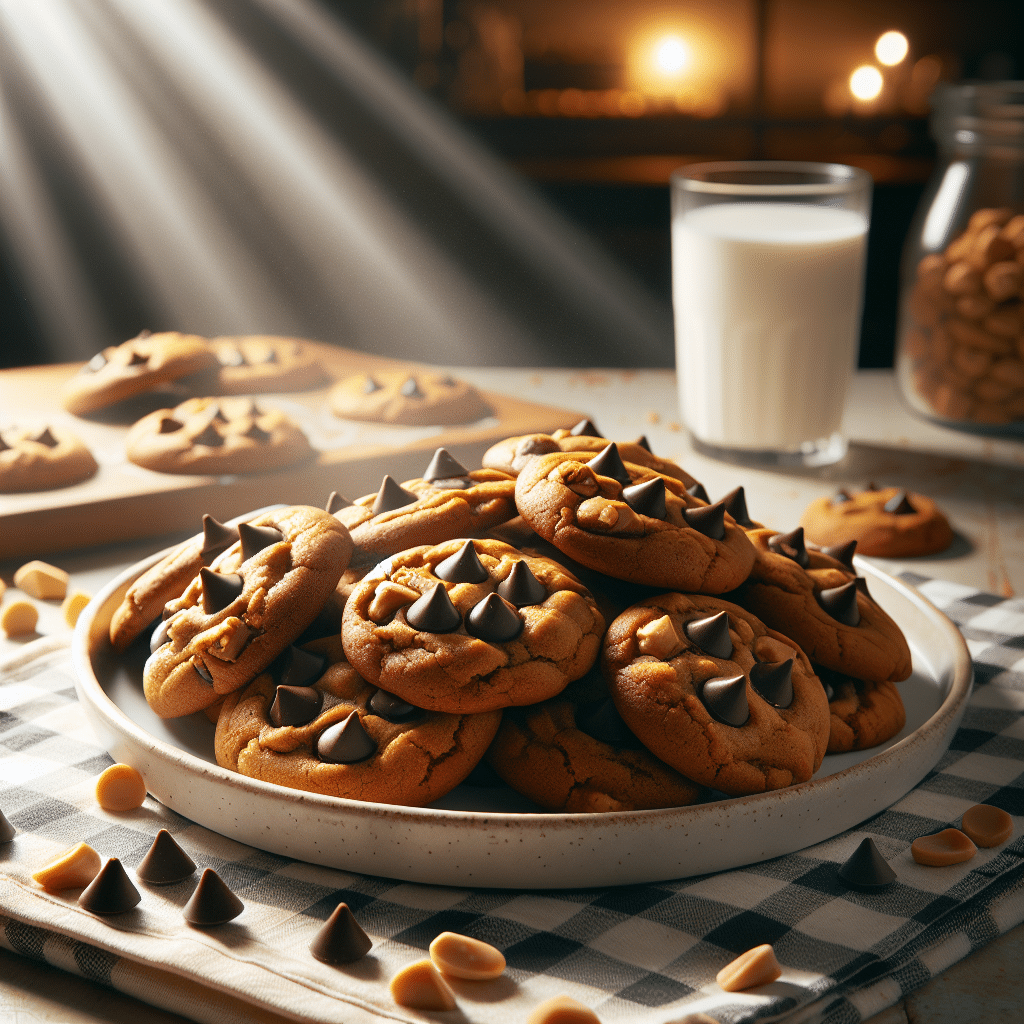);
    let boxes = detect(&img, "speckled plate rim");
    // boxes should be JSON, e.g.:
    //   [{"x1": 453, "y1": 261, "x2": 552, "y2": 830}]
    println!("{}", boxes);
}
[{"x1": 73, "y1": 546, "x2": 973, "y2": 889}]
